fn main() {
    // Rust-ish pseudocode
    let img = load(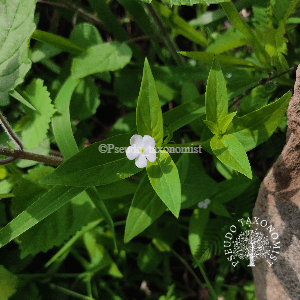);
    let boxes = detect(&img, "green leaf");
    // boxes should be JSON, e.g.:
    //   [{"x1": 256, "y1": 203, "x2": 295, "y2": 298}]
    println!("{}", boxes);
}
[
  {"x1": 210, "y1": 201, "x2": 231, "y2": 218},
  {"x1": 39, "y1": 133, "x2": 141, "y2": 187},
  {"x1": 152, "y1": 0, "x2": 208, "y2": 47},
  {"x1": 219, "y1": 112, "x2": 237, "y2": 134},
  {"x1": 146, "y1": 150, "x2": 181, "y2": 218},
  {"x1": 69, "y1": 22, "x2": 103, "y2": 47},
  {"x1": 206, "y1": 28, "x2": 250, "y2": 54},
  {"x1": 163, "y1": 95, "x2": 205, "y2": 136},
  {"x1": 32, "y1": 29, "x2": 84, "y2": 55},
  {"x1": 211, "y1": 134, "x2": 252, "y2": 179},
  {"x1": 71, "y1": 42, "x2": 132, "y2": 79},
  {"x1": 0, "y1": 185, "x2": 86, "y2": 250},
  {"x1": 220, "y1": 2, "x2": 271, "y2": 68},
  {"x1": 124, "y1": 172, "x2": 166, "y2": 243},
  {"x1": 205, "y1": 59, "x2": 228, "y2": 125},
  {"x1": 177, "y1": 153, "x2": 218, "y2": 209},
  {"x1": 52, "y1": 76, "x2": 80, "y2": 159},
  {"x1": 0, "y1": 265, "x2": 18, "y2": 299},
  {"x1": 9, "y1": 90, "x2": 36, "y2": 111},
  {"x1": 11, "y1": 165, "x2": 99, "y2": 258},
  {"x1": 178, "y1": 52, "x2": 258, "y2": 68},
  {"x1": 138, "y1": 0, "x2": 230, "y2": 5},
  {"x1": 137, "y1": 243, "x2": 162, "y2": 273},
  {"x1": 188, "y1": 208, "x2": 210, "y2": 257},
  {"x1": 136, "y1": 58, "x2": 164, "y2": 147},
  {"x1": 203, "y1": 120, "x2": 218, "y2": 135},
  {"x1": 70, "y1": 77, "x2": 100, "y2": 120},
  {"x1": 228, "y1": 91, "x2": 292, "y2": 152},
  {"x1": 0, "y1": 0, "x2": 36, "y2": 106},
  {"x1": 19, "y1": 79, "x2": 56, "y2": 149}
]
